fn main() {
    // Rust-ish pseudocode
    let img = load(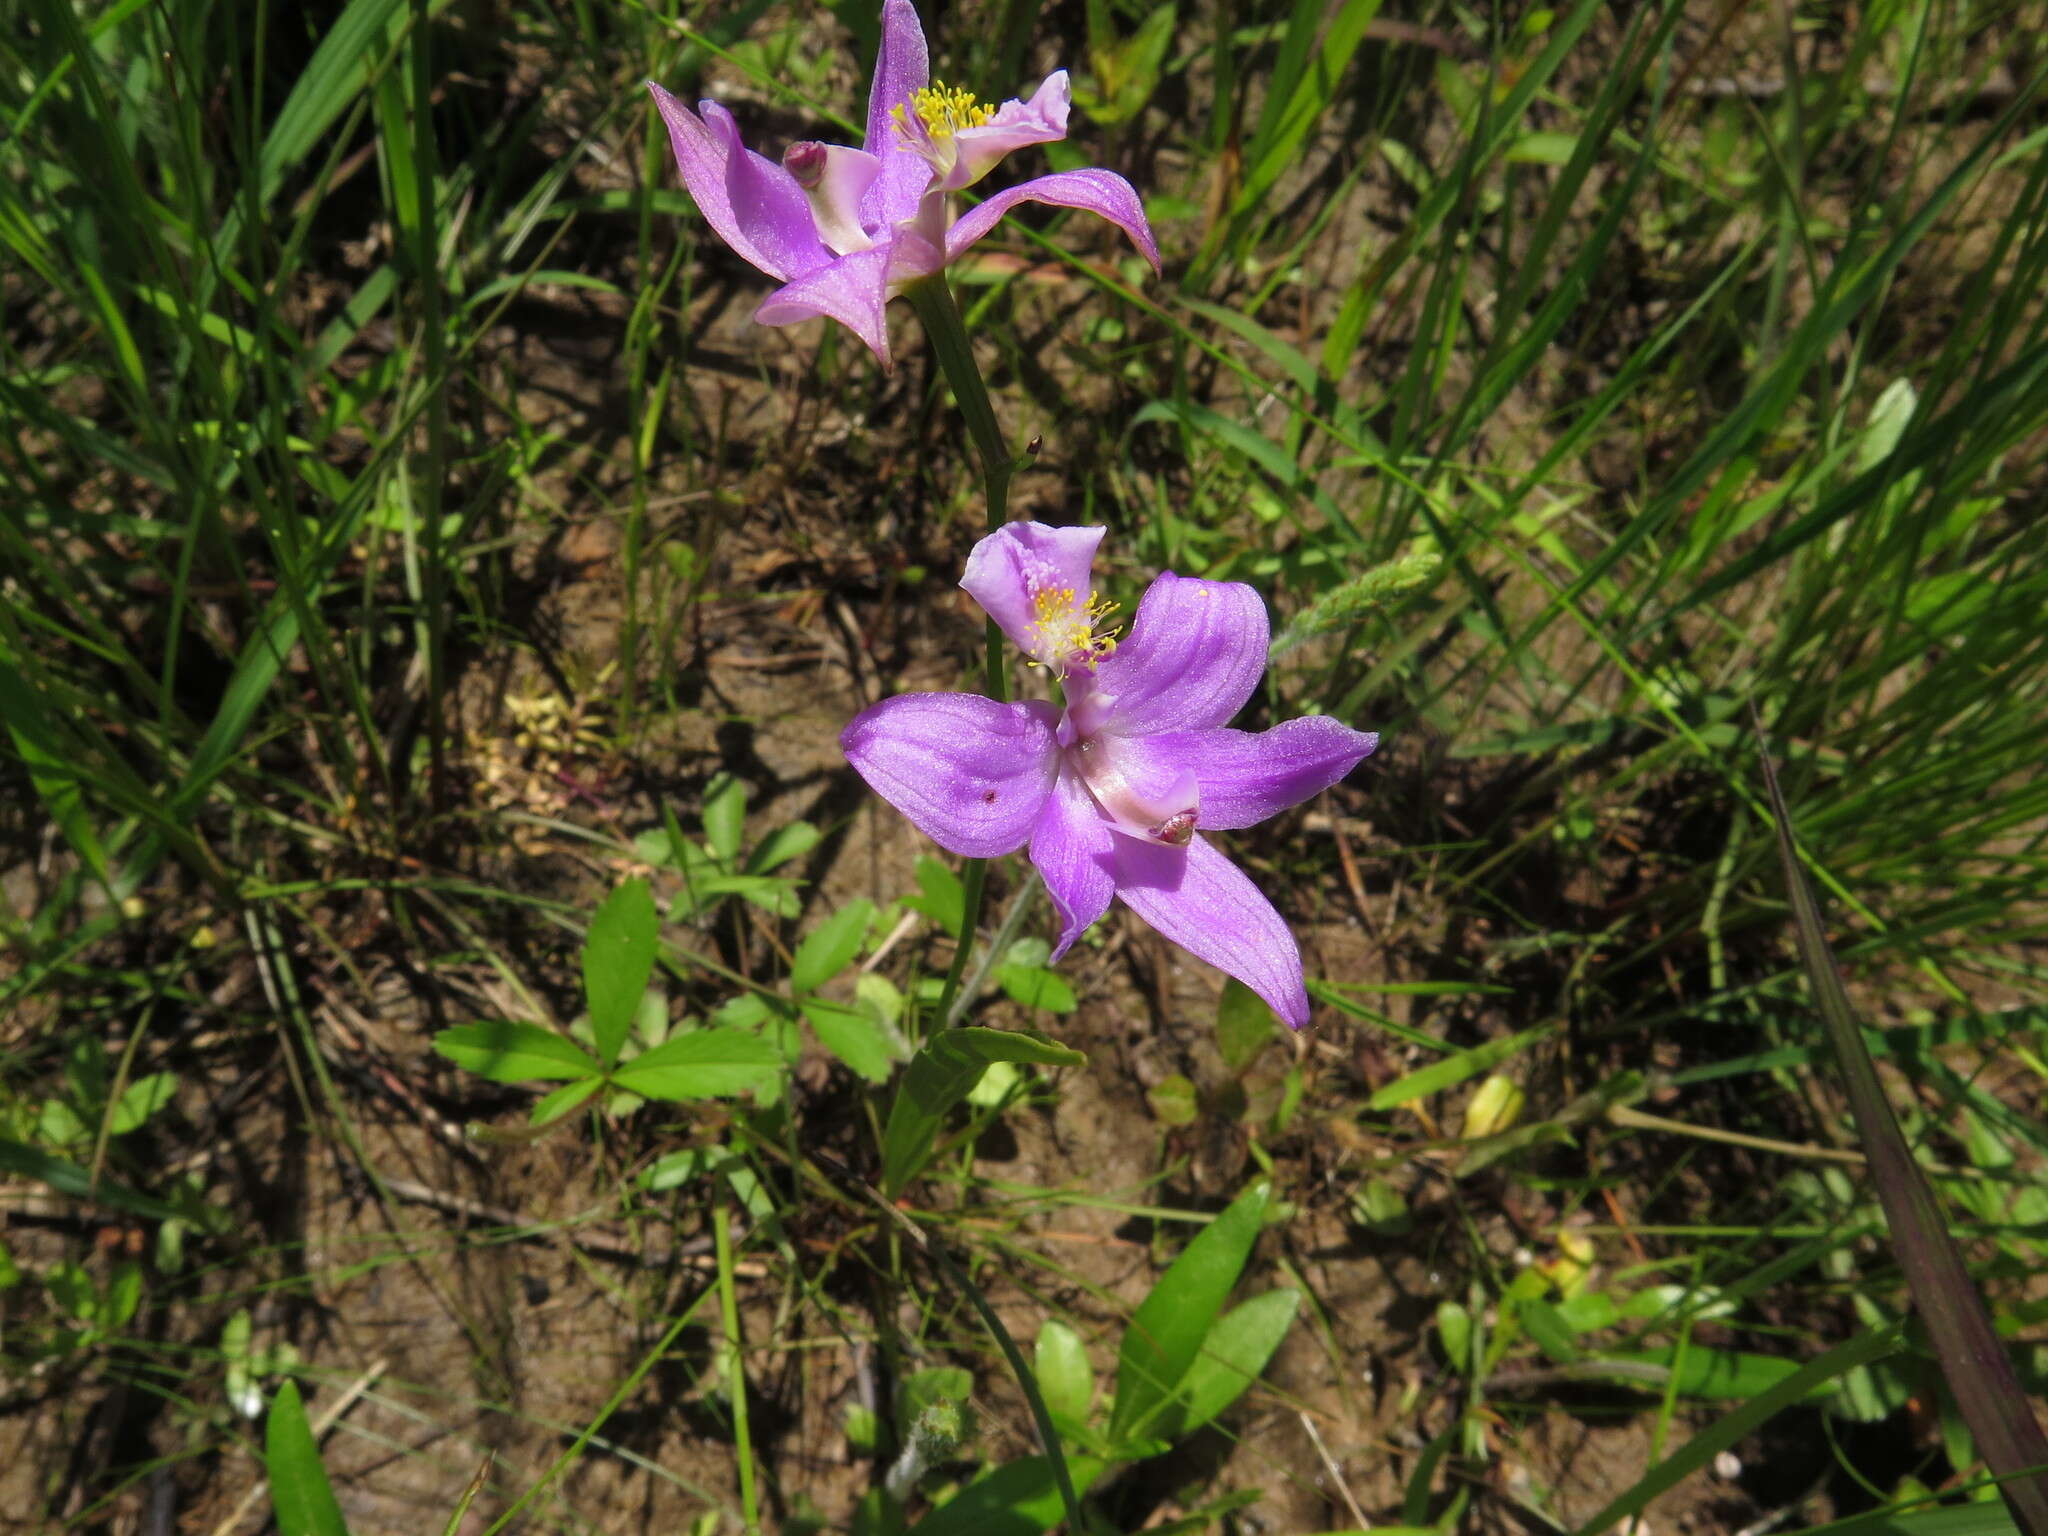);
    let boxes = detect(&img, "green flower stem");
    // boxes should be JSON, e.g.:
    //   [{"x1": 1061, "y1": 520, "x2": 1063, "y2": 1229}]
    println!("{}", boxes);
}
[{"x1": 905, "y1": 274, "x2": 1019, "y2": 1028}]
